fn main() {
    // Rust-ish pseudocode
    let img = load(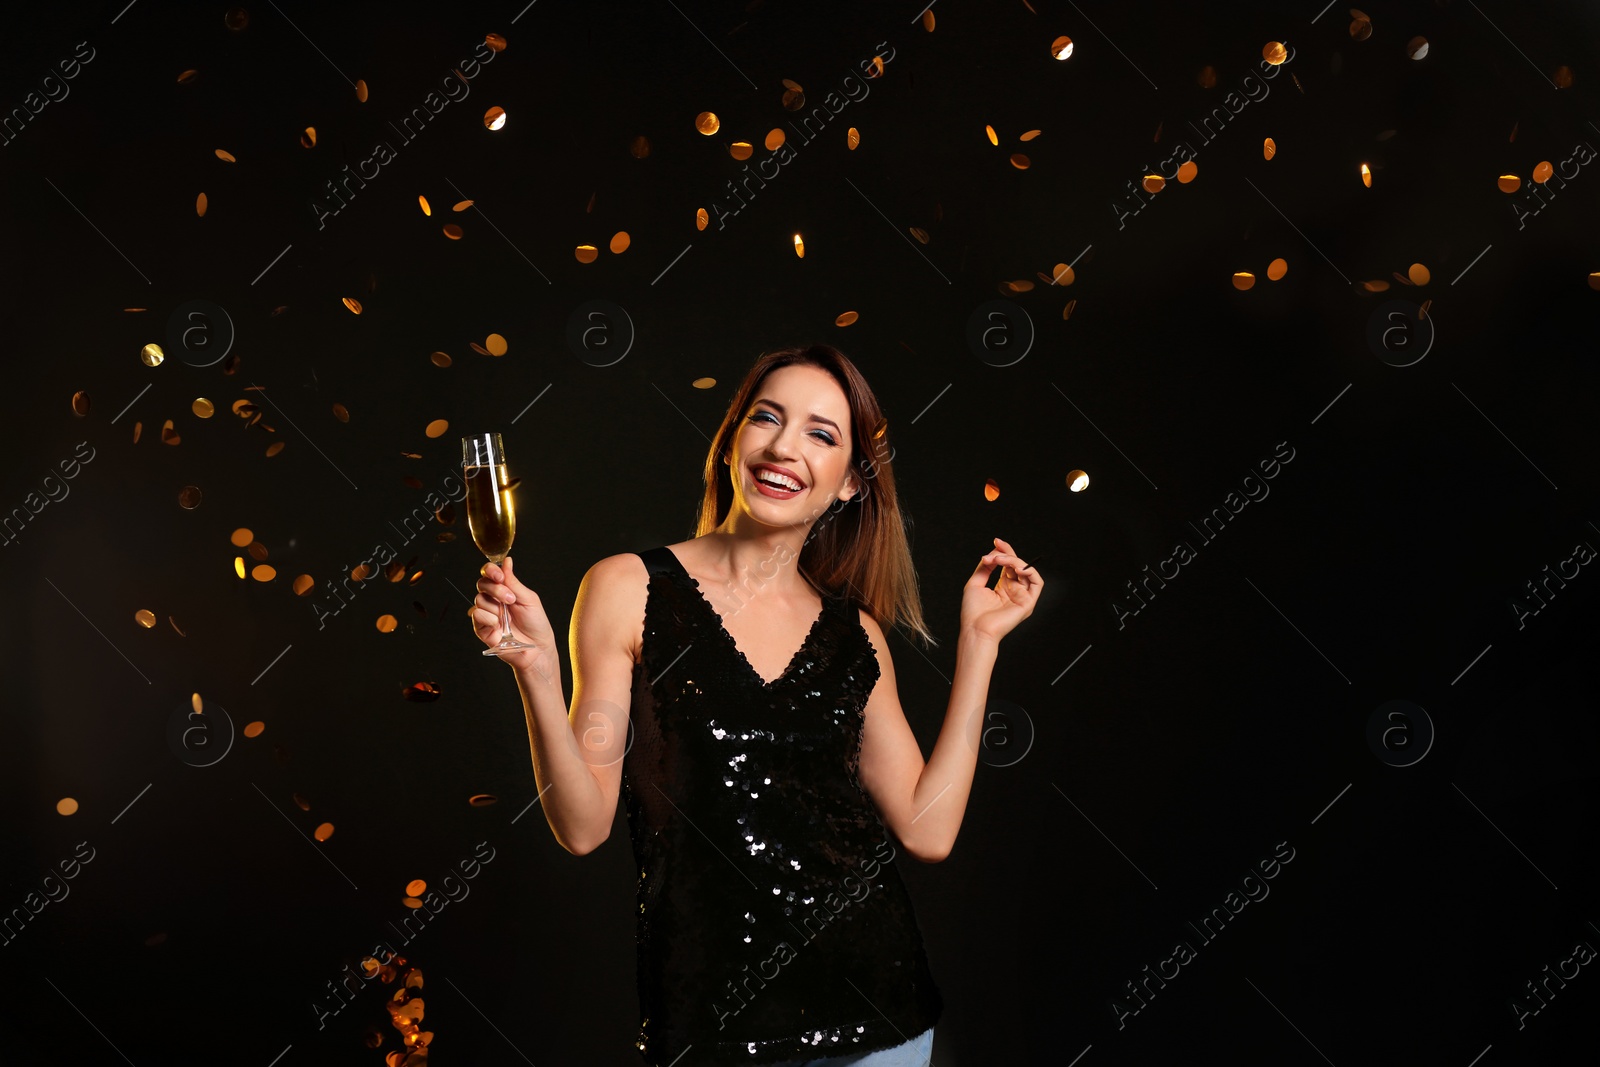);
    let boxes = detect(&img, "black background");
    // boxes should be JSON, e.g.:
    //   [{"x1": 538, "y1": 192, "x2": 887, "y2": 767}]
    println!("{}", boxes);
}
[{"x1": 2, "y1": 1, "x2": 1597, "y2": 1064}]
